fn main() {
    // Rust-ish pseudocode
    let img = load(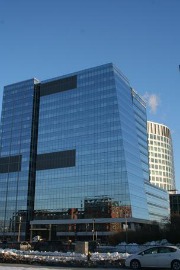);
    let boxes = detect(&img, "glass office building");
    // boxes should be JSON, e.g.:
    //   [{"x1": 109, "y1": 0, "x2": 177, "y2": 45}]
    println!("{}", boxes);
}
[
  {"x1": 170, "y1": 194, "x2": 180, "y2": 216},
  {"x1": 0, "y1": 64, "x2": 169, "y2": 241},
  {"x1": 147, "y1": 121, "x2": 176, "y2": 193},
  {"x1": 0, "y1": 78, "x2": 39, "y2": 239}
]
